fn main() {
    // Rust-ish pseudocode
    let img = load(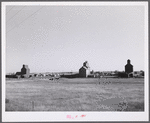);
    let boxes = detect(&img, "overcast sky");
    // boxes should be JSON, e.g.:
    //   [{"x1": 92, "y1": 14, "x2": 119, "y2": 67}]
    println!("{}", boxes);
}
[{"x1": 6, "y1": 4, "x2": 145, "y2": 73}]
